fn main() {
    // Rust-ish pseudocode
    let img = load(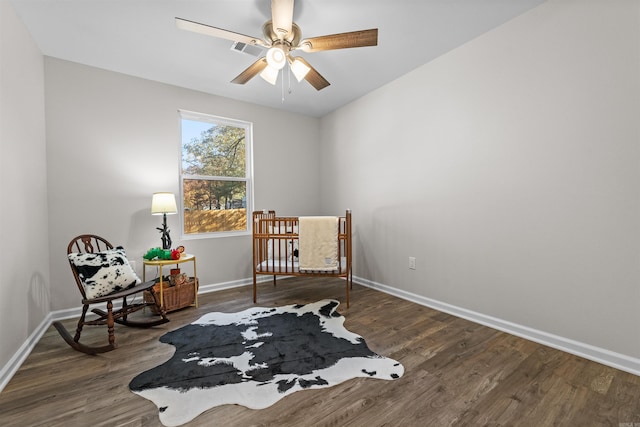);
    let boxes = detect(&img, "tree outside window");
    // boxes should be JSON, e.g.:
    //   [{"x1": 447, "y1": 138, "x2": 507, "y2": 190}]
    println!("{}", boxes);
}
[{"x1": 180, "y1": 111, "x2": 252, "y2": 237}]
